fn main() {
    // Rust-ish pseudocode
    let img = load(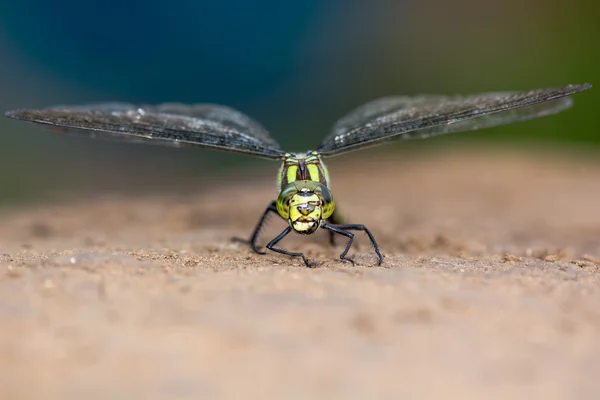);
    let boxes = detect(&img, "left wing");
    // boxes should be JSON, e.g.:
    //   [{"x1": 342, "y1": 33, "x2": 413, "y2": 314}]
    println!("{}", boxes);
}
[{"x1": 317, "y1": 83, "x2": 591, "y2": 156}]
